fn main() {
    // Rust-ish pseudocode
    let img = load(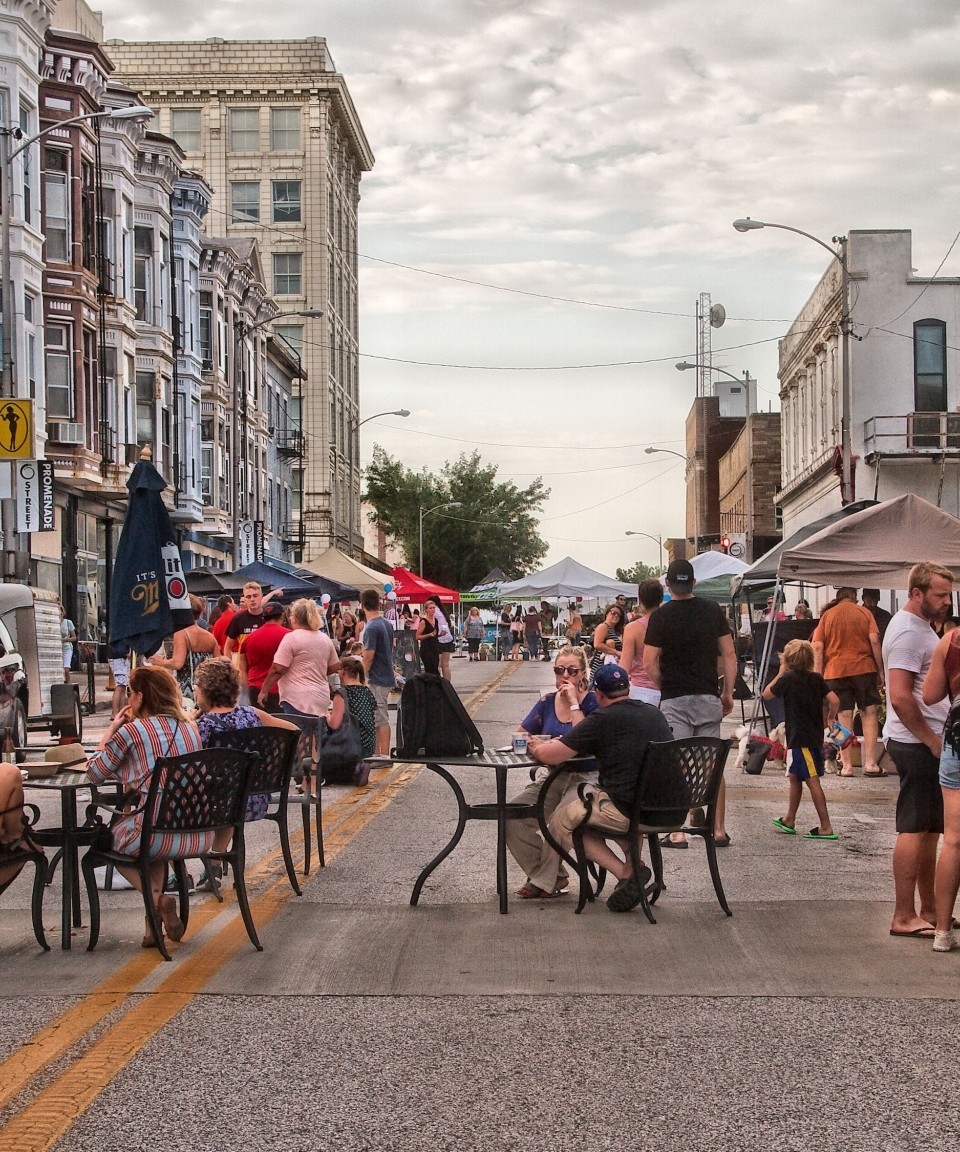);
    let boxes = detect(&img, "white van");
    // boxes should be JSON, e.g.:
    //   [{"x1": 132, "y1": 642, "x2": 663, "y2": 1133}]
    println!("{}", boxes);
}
[{"x1": 0, "y1": 586, "x2": 82, "y2": 759}]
